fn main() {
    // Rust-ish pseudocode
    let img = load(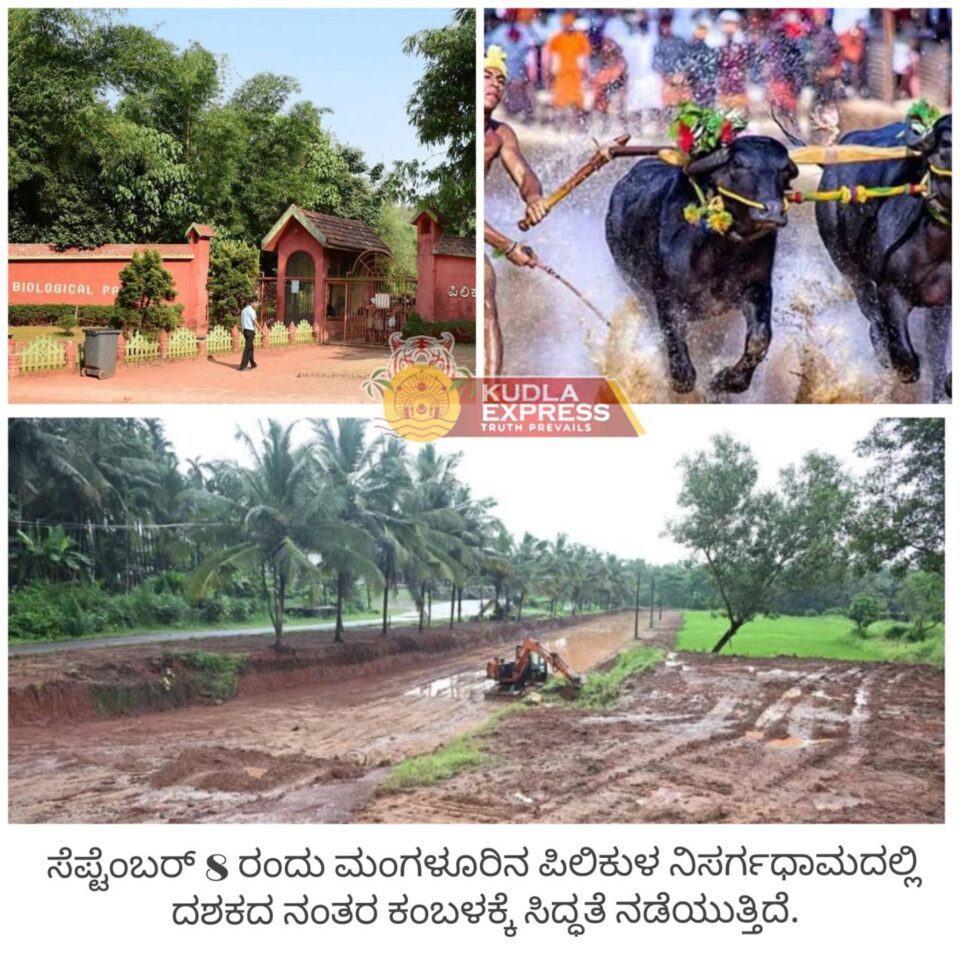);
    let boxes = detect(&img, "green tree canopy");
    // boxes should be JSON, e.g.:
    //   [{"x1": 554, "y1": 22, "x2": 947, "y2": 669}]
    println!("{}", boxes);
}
[
  {"x1": 847, "y1": 593, "x2": 886, "y2": 637},
  {"x1": 852, "y1": 418, "x2": 945, "y2": 576},
  {"x1": 896, "y1": 571, "x2": 945, "y2": 640},
  {"x1": 207, "y1": 239, "x2": 261, "y2": 328},
  {"x1": 114, "y1": 249, "x2": 180, "y2": 332},
  {"x1": 8, "y1": 9, "x2": 430, "y2": 251},
  {"x1": 402, "y1": 8, "x2": 476, "y2": 234},
  {"x1": 667, "y1": 434, "x2": 854, "y2": 652}
]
